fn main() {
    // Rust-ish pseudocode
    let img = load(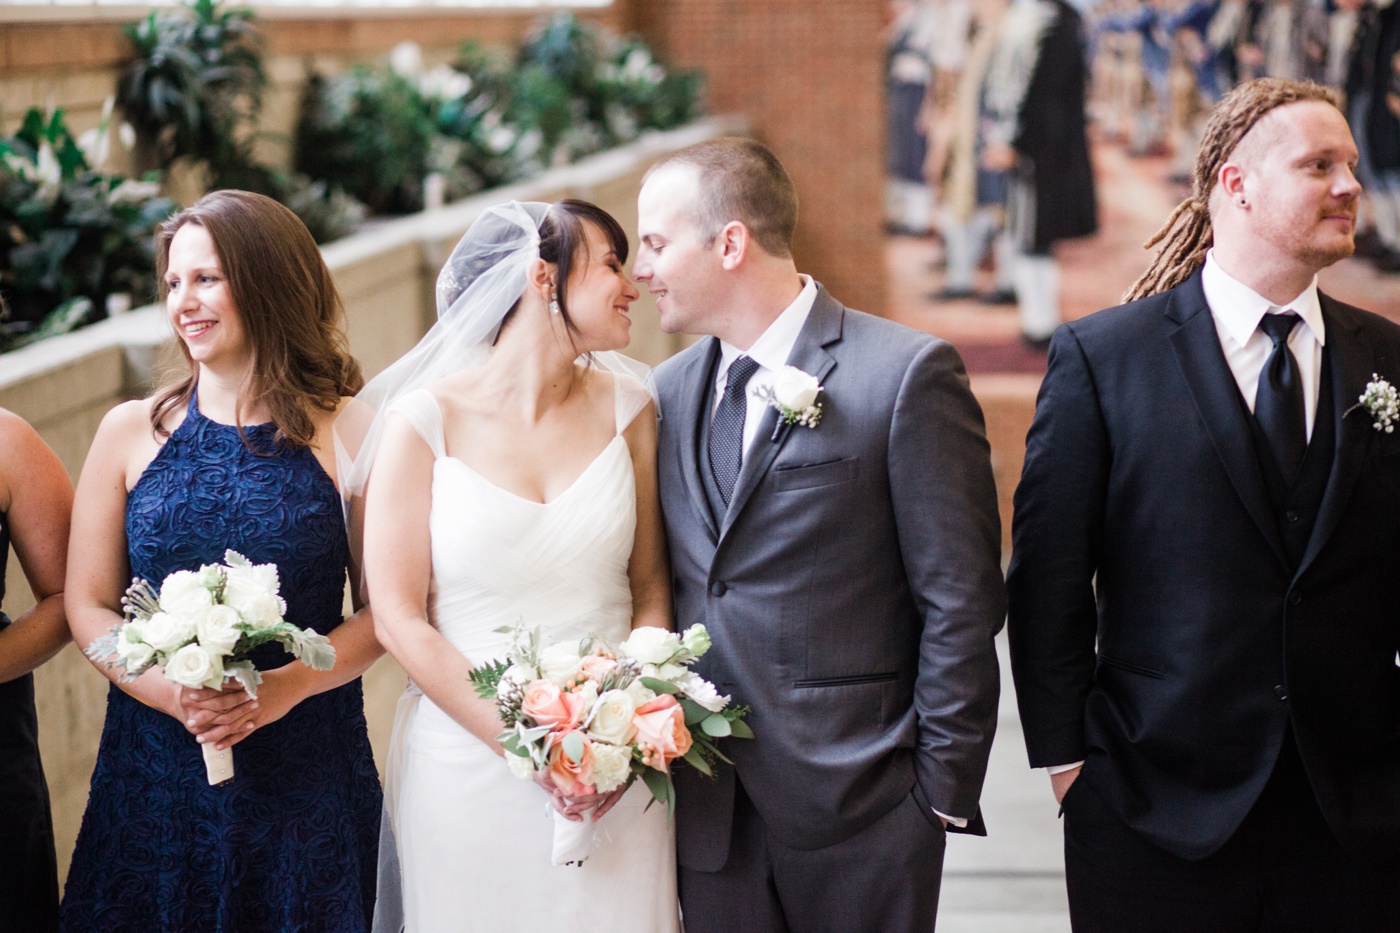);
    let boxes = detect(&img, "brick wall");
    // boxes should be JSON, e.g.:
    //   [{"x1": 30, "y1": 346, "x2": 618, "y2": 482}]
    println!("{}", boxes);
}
[{"x1": 627, "y1": 0, "x2": 888, "y2": 314}]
